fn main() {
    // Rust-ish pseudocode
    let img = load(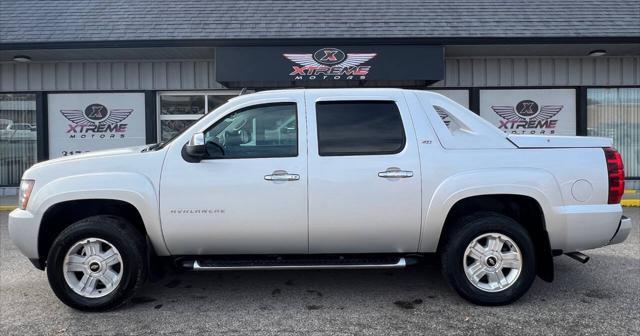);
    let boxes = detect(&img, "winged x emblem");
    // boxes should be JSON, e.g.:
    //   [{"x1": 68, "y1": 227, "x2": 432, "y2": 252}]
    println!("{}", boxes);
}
[
  {"x1": 283, "y1": 53, "x2": 376, "y2": 67},
  {"x1": 61, "y1": 105, "x2": 133, "y2": 125},
  {"x1": 491, "y1": 101, "x2": 563, "y2": 121}
]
